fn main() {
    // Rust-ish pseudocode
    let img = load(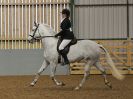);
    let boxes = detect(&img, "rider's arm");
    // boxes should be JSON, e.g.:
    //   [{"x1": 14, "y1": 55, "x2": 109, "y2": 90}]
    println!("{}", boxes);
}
[
  {"x1": 54, "y1": 31, "x2": 63, "y2": 37},
  {"x1": 54, "y1": 18, "x2": 71, "y2": 37}
]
